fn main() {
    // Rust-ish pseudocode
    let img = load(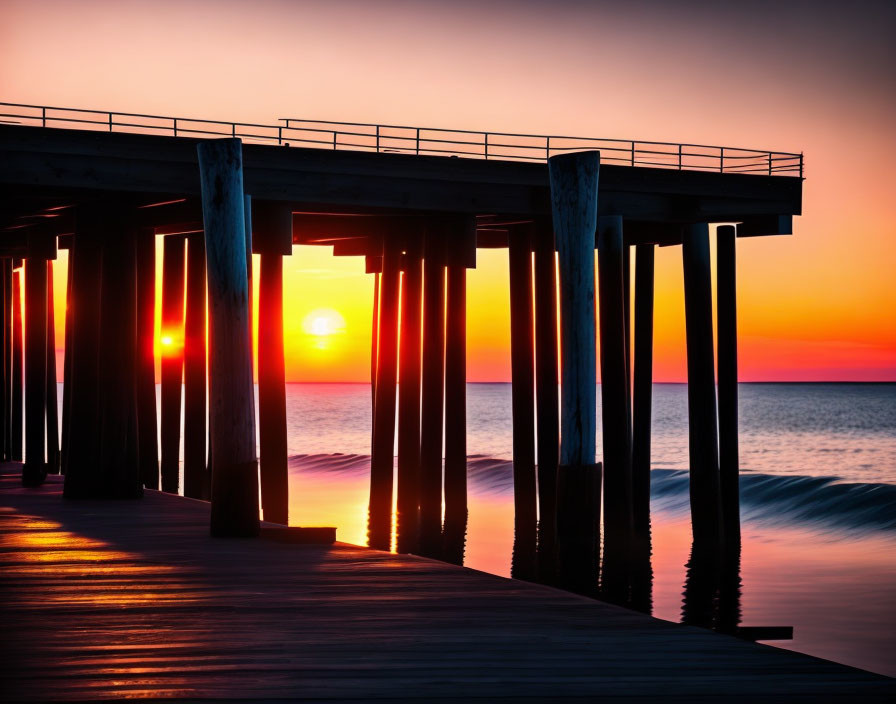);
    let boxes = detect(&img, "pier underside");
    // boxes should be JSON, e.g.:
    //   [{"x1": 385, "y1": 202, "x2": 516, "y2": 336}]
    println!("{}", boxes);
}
[{"x1": 1, "y1": 469, "x2": 891, "y2": 702}]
